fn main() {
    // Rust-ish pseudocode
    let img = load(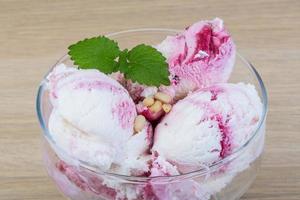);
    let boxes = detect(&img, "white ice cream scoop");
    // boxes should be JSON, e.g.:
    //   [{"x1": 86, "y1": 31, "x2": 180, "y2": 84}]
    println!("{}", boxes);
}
[
  {"x1": 47, "y1": 64, "x2": 137, "y2": 170},
  {"x1": 157, "y1": 18, "x2": 236, "y2": 100},
  {"x1": 153, "y1": 83, "x2": 262, "y2": 172}
]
